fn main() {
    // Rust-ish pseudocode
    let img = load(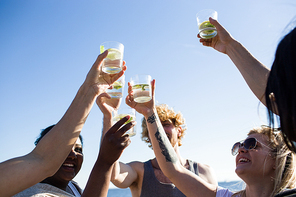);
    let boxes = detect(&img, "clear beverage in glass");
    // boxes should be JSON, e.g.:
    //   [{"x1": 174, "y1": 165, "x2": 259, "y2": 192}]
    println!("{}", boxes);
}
[
  {"x1": 100, "y1": 41, "x2": 124, "y2": 74},
  {"x1": 107, "y1": 75, "x2": 125, "y2": 98},
  {"x1": 130, "y1": 74, "x2": 152, "y2": 103},
  {"x1": 196, "y1": 9, "x2": 218, "y2": 39}
]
